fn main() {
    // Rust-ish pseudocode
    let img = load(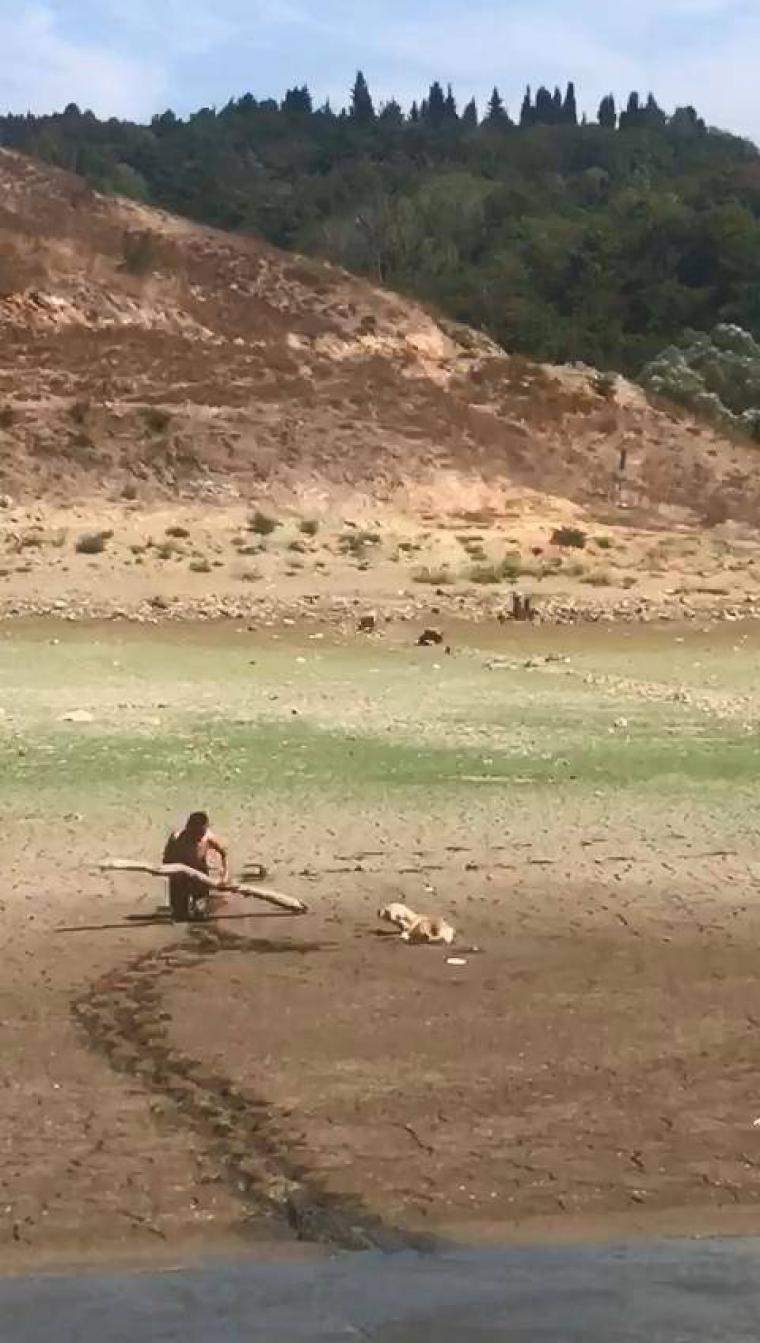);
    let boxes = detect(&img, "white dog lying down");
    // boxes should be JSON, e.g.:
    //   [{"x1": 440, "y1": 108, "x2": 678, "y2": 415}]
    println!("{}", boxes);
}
[{"x1": 378, "y1": 902, "x2": 456, "y2": 946}]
